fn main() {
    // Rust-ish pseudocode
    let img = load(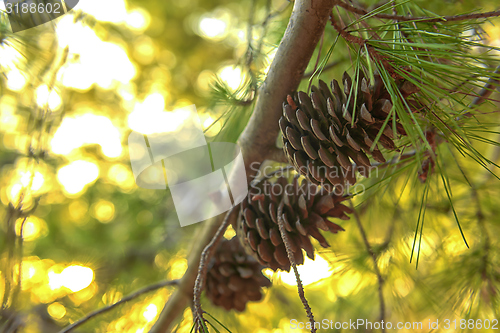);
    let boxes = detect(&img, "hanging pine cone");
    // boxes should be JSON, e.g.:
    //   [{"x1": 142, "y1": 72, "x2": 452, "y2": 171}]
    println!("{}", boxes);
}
[
  {"x1": 237, "y1": 176, "x2": 351, "y2": 272},
  {"x1": 280, "y1": 71, "x2": 419, "y2": 191},
  {"x1": 205, "y1": 237, "x2": 271, "y2": 312}
]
